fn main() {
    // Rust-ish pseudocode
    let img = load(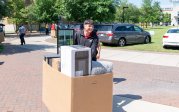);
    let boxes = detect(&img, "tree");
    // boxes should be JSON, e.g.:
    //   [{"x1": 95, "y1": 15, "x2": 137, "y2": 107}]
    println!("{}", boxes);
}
[
  {"x1": 140, "y1": 0, "x2": 163, "y2": 27},
  {"x1": 114, "y1": 0, "x2": 128, "y2": 22},
  {"x1": 123, "y1": 3, "x2": 141, "y2": 23},
  {"x1": 33, "y1": 0, "x2": 59, "y2": 23},
  {"x1": 151, "y1": 1, "x2": 162, "y2": 26},
  {"x1": 162, "y1": 13, "x2": 171, "y2": 25},
  {"x1": 0, "y1": 0, "x2": 9, "y2": 19},
  {"x1": 115, "y1": 0, "x2": 140, "y2": 23},
  {"x1": 141, "y1": 0, "x2": 153, "y2": 27},
  {"x1": 63, "y1": 0, "x2": 116, "y2": 23},
  {"x1": 20, "y1": 4, "x2": 39, "y2": 32},
  {"x1": 7, "y1": 0, "x2": 26, "y2": 24}
]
